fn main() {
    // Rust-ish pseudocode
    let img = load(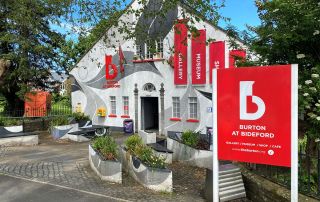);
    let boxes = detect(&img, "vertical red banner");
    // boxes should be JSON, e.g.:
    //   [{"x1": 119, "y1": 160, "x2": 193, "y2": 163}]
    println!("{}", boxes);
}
[
  {"x1": 174, "y1": 21, "x2": 188, "y2": 85},
  {"x1": 229, "y1": 50, "x2": 246, "y2": 68},
  {"x1": 192, "y1": 29, "x2": 206, "y2": 85},
  {"x1": 209, "y1": 41, "x2": 225, "y2": 84}
]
